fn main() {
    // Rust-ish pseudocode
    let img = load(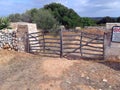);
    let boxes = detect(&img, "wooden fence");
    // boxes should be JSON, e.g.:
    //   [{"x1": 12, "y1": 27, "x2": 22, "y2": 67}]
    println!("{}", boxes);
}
[{"x1": 27, "y1": 30, "x2": 104, "y2": 59}]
